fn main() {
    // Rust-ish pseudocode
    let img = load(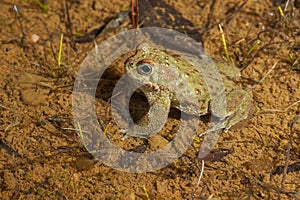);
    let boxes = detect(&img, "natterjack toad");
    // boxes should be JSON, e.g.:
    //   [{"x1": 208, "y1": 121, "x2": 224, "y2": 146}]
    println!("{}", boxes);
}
[{"x1": 121, "y1": 43, "x2": 251, "y2": 139}]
